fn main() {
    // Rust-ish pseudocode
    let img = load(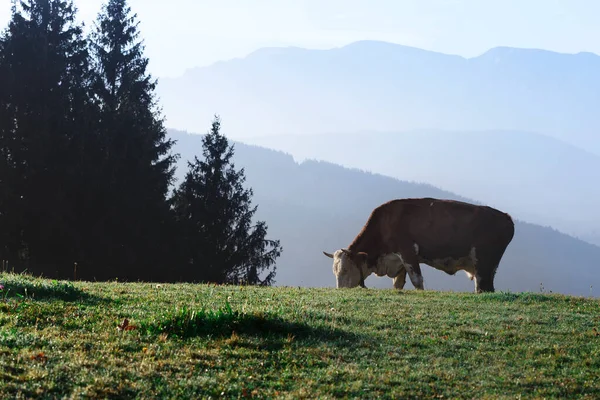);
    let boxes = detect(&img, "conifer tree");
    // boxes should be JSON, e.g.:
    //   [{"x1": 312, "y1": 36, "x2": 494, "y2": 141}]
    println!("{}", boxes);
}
[
  {"x1": 0, "y1": 0, "x2": 93, "y2": 273},
  {"x1": 88, "y1": 0, "x2": 178, "y2": 279},
  {"x1": 172, "y1": 116, "x2": 281, "y2": 286}
]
